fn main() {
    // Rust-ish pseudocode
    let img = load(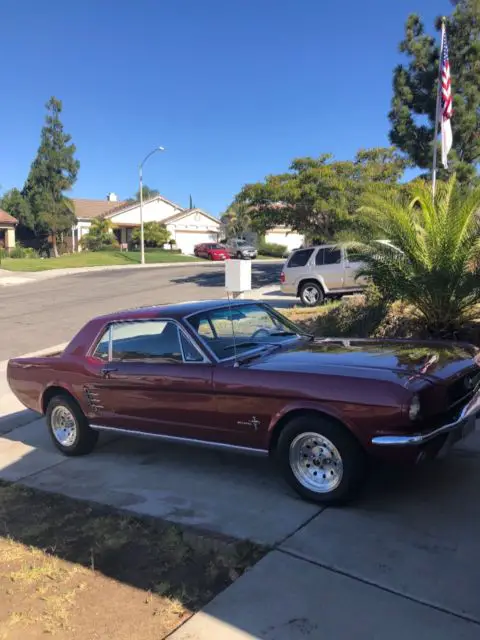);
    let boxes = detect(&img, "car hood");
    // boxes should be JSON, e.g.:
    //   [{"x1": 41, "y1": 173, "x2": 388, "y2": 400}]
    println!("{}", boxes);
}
[{"x1": 247, "y1": 338, "x2": 478, "y2": 382}]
